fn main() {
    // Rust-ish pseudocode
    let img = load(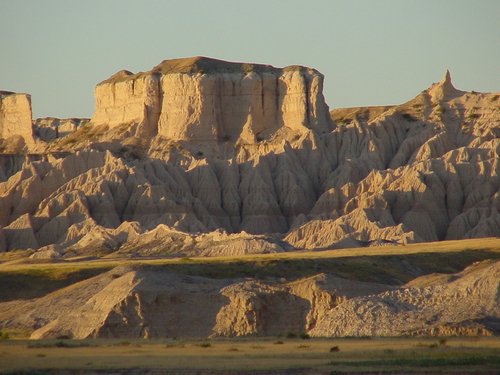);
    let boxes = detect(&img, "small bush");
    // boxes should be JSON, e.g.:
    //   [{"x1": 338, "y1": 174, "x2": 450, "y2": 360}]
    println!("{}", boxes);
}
[
  {"x1": 300, "y1": 333, "x2": 311, "y2": 340},
  {"x1": 402, "y1": 113, "x2": 418, "y2": 122},
  {"x1": 55, "y1": 341, "x2": 70, "y2": 348},
  {"x1": 439, "y1": 338, "x2": 447, "y2": 346},
  {"x1": 0, "y1": 329, "x2": 9, "y2": 340},
  {"x1": 196, "y1": 342, "x2": 211, "y2": 348},
  {"x1": 114, "y1": 341, "x2": 131, "y2": 346},
  {"x1": 227, "y1": 347, "x2": 239, "y2": 352},
  {"x1": 286, "y1": 332, "x2": 297, "y2": 339},
  {"x1": 330, "y1": 346, "x2": 340, "y2": 352},
  {"x1": 274, "y1": 340, "x2": 284, "y2": 345}
]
